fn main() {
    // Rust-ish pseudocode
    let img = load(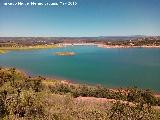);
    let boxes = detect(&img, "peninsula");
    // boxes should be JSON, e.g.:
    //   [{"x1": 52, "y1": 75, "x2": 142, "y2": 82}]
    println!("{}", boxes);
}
[{"x1": 0, "y1": 50, "x2": 8, "y2": 54}]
